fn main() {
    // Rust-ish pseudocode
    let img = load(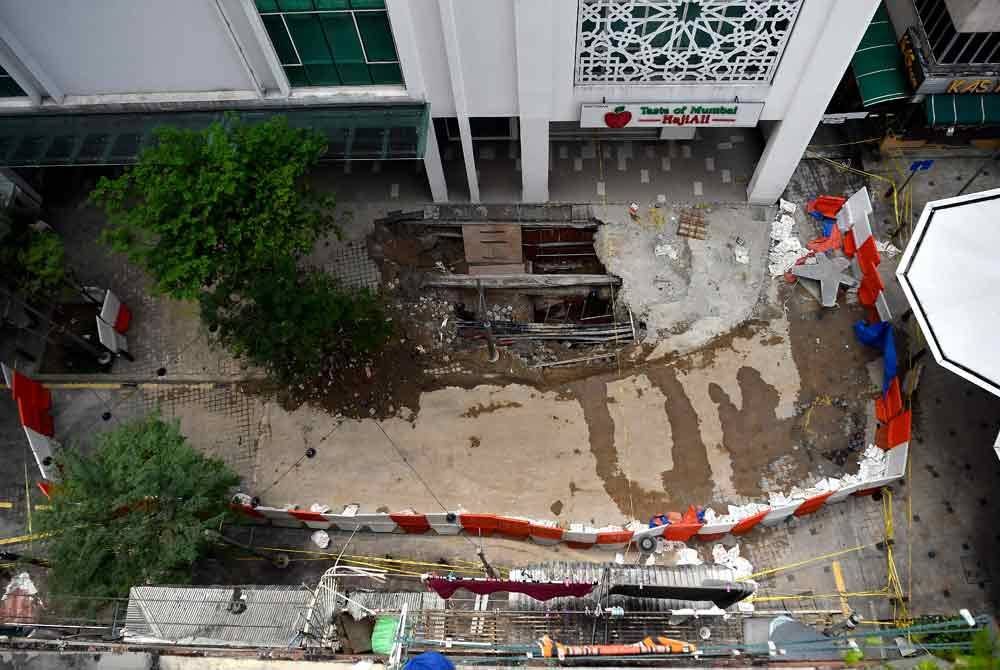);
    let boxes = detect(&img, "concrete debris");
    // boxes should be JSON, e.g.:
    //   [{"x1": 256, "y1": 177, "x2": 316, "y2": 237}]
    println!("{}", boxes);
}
[
  {"x1": 856, "y1": 444, "x2": 890, "y2": 480},
  {"x1": 770, "y1": 214, "x2": 796, "y2": 241},
  {"x1": 644, "y1": 553, "x2": 657, "y2": 566},
  {"x1": 675, "y1": 547, "x2": 703, "y2": 566},
  {"x1": 311, "y1": 530, "x2": 331, "y2": 549},
  {"x1": 768, "y1": 213, "x2": 808, "y2": 277},
  {"x1": 3, "y1": 573, "x2": 37, "y2": 599},
  {"x1": 876, "y1": 239, "x2": 901, "y2": 258},
  {"x1": 734, "y1": 242, "x2": 750, "y2": 265},
  {"x1": 702, "y1": 502, "x2": 768, "y2": 525},
  {"x1": 779, "y1": 199, "x2": 797, "y2": 215},
  {"x1": 711, "y1": 544, "x2": 753, "y2": 579},
  {"x1": 654, "y1": 243, "x2": 679, "y2": 260},
  {"x1": 767, "y1": 491, "x2": 801, "y2": 507}
]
